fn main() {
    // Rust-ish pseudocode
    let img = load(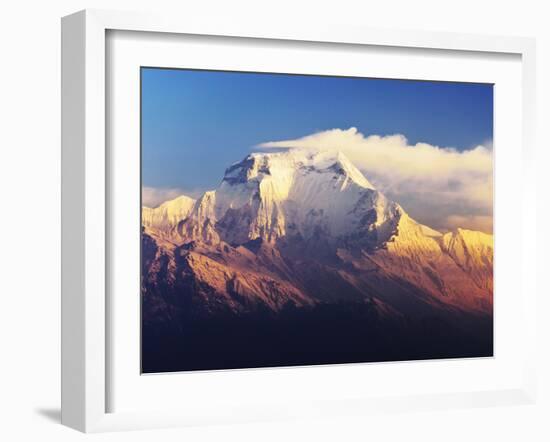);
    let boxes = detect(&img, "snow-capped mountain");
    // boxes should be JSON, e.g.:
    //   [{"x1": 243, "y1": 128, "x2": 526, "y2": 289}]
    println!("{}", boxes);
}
[
  {"x1": 142, "y1": 194, "x2": 195, "y2": 232},
  {"x1": 142, "y1": 149, "x2": 493, "y2": 323},
  {"x1": 158, "y1": 149, "x2": 402, "y2": 247}
]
